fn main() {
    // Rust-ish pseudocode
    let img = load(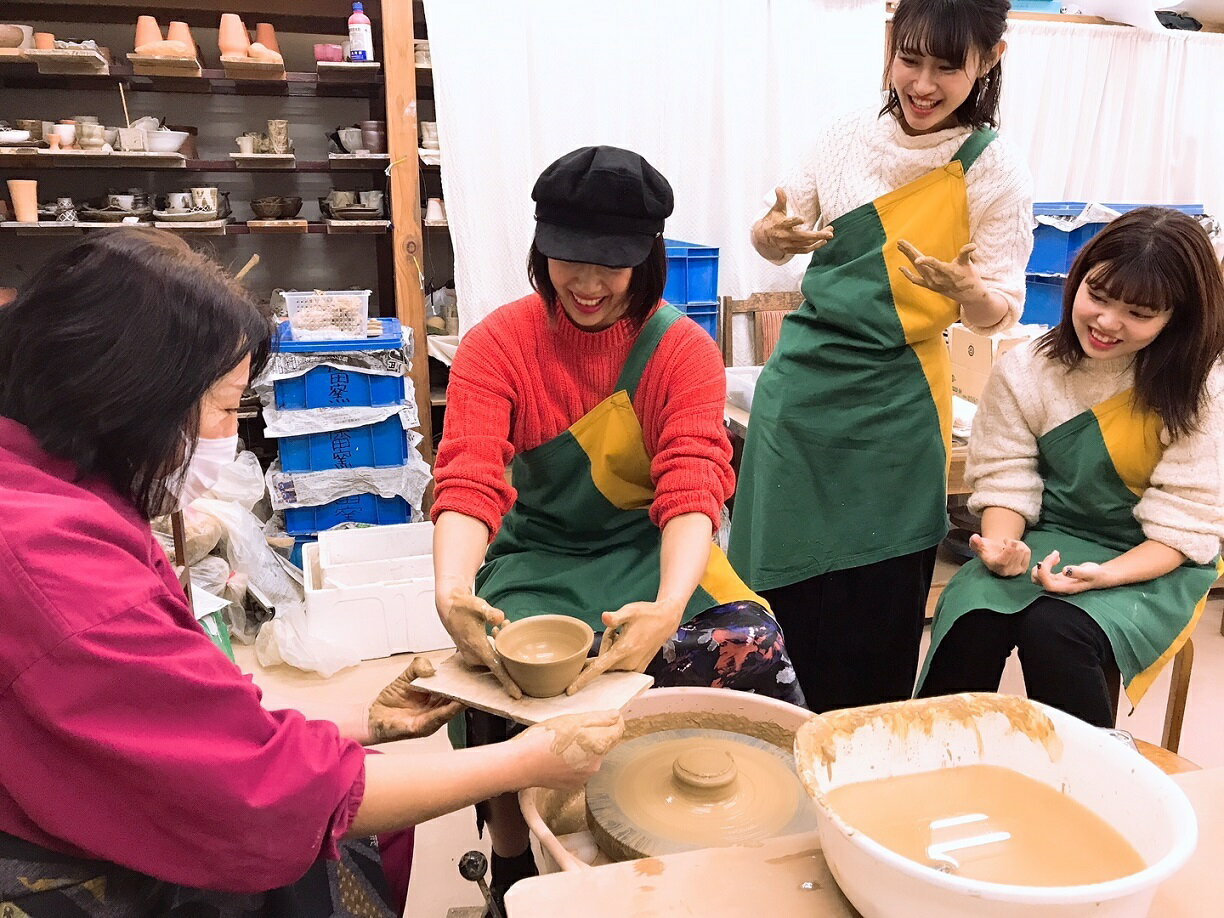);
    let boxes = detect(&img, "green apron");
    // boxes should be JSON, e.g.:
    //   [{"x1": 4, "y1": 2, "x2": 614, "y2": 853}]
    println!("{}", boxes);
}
[
  {"x1": 729, "y1": 131, "x2": 997, "y2": 590},
  {"x1": 476, "y1": 304, "x2": 766, "y2": 629},
  {"x1": 919, "y1": 388, "x2": 1222, "y2": 706}
]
